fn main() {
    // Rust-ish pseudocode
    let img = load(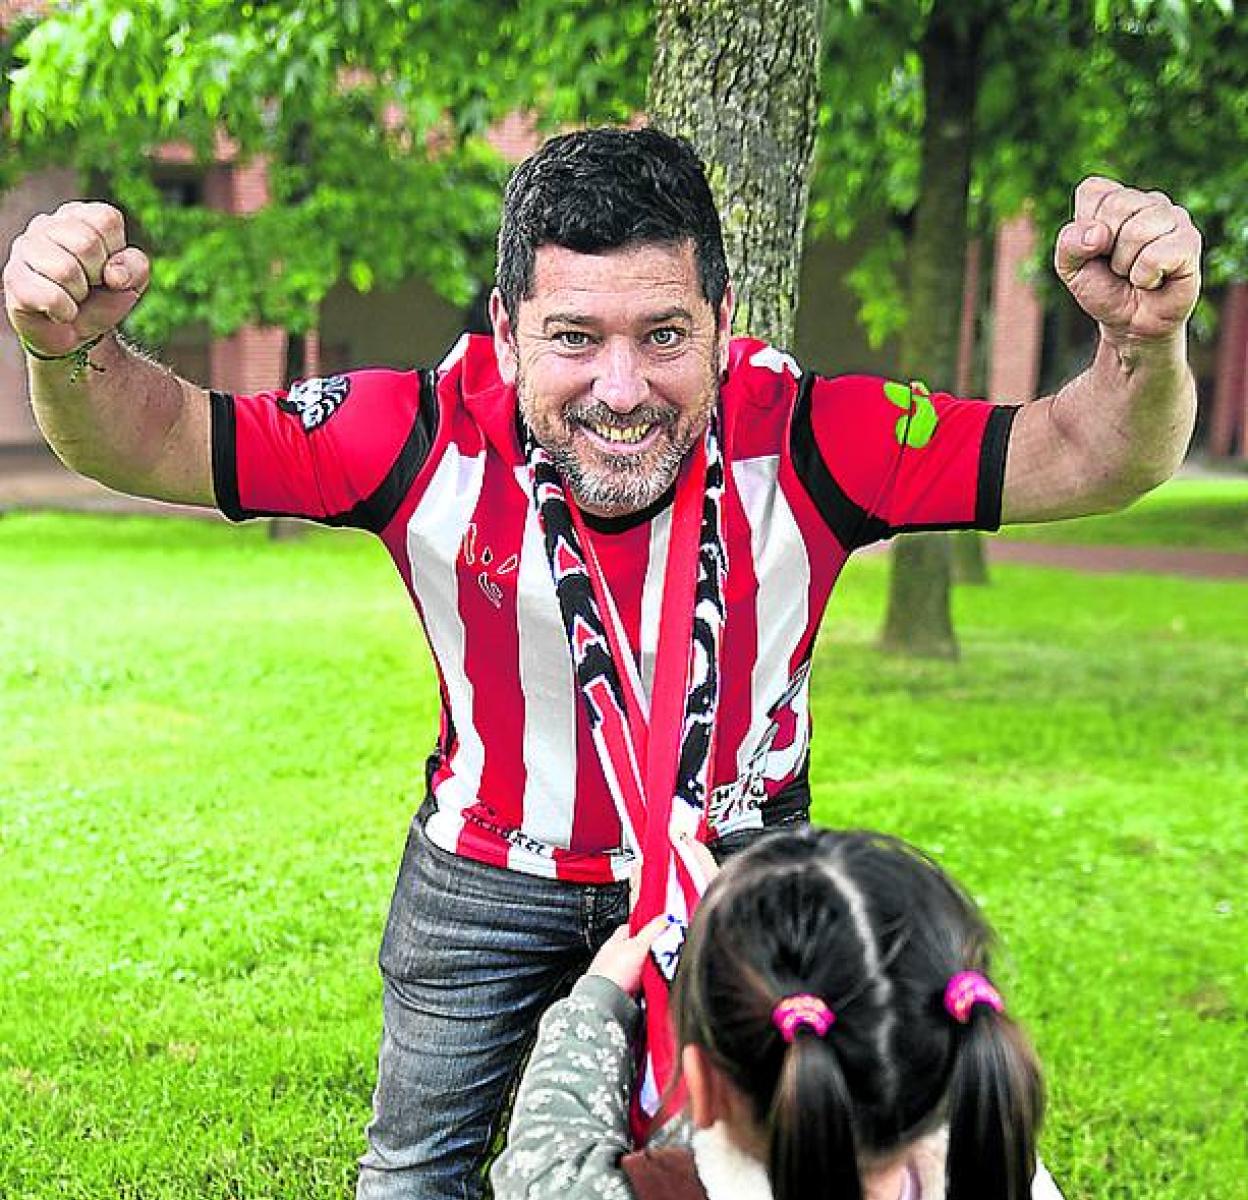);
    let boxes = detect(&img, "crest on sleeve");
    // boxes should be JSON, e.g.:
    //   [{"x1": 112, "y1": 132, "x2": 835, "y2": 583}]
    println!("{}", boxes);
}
[
  {"x1": 277, "y1": 375, "x2": 352, "y2": 431},
  {"x1": 883, "y1": 379, "x2": 938, "y2": 448},
  {"x1": 749, "y1": 346, "x2": 802, "y2": 379}
]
